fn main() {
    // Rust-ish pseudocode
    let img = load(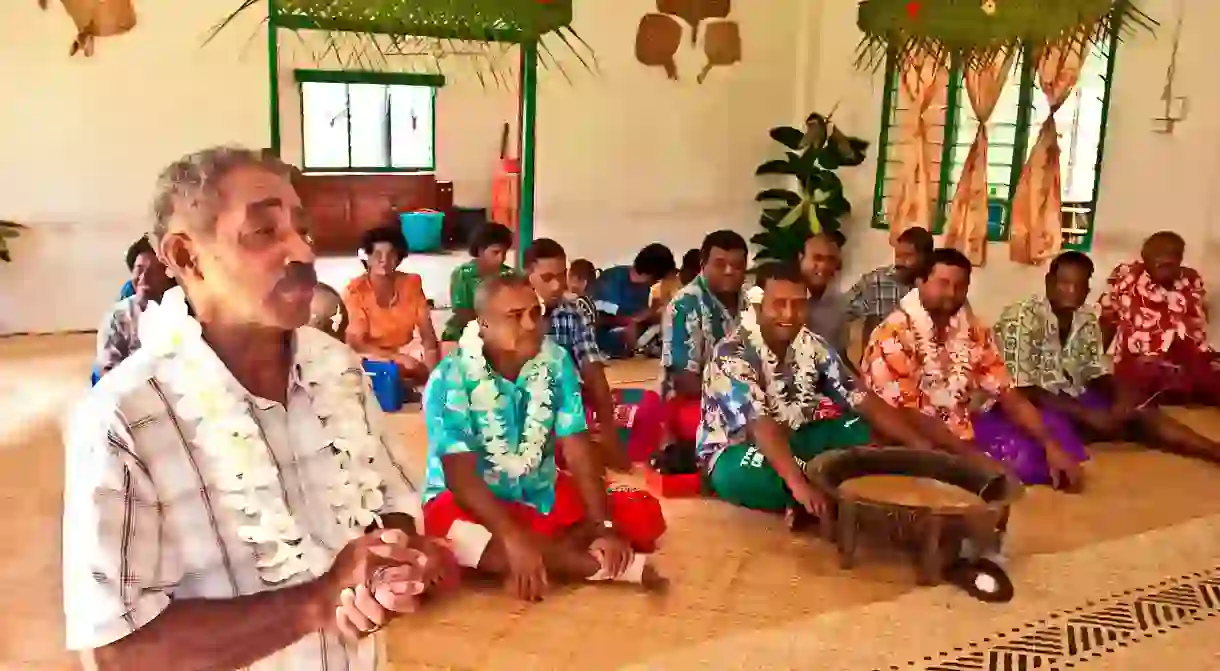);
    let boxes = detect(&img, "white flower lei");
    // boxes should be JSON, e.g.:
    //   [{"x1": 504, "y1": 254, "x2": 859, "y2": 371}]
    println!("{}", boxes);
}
[
  {"x1": 457, "y1": 320, "x2": 555, "y2": 479},
  {"x1": 739, "y1": 286, "x2": 821, "y2": 429},
  {"x1": 139, "y1": 287, "x2": 386, "y2": 584},
  {"x1": 899, "y1": 289, "x2": 973, "y2": 412}
]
